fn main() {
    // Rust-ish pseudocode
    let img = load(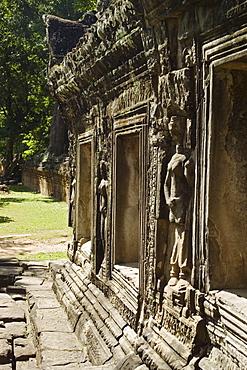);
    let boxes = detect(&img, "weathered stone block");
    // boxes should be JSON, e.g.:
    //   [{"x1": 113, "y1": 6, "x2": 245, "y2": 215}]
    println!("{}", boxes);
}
[
  {"x1": 111, "y1": 345, "x2": 126, "y2": 364},
  {"x1": 67, "y1": 304, "x2": 82, "y2": 329},
  {"x1": 105, "y1": 317, "x2": 123, "y2": 339},
  {"x1": 33, "y1": 297, "x2": 60, "y2": 310},
  {"x1": 0, "y1": 306, "x2": 25, "y2": 323},
  {"x1": 0, "y1": 266, "x2": 23, "y2": 286},
  {"x1": 74, "y1": 289, "x2": 84, "y2": 301},
  {"x1": 30, "y1": 307, "x2": 73, "y2": 333},
  {"x1": 52, "y1": 279, "x2": 66, "y2": 302},
  {"x1": 0, "y1": 338, "x2": 12, "y2": 364},
  {"x1": 15, "y1": 358, "x2": 39, "y2": 370},
  {"x1": 14, "y1": 337, "x2": 36, "y2": 361},
  {"x1": 14, "y1": 276, "x2": 44, "y2": 287},
  {"x1": 0, "y1": 258, "x2": 19, "y2": 266},
  {"x1": 97, "y1": 291, "x2": 114, "y2": 312},
  {"x1": 93, "y1": 301, "x2": 109, "y2": 321},
  {"x1": 88, "y1": 282, "x2": 101, "y2": 297},
  {"x1": 0, "y1": 293, "x2": 15, "y2": 305},
  {"x1": 109, "y1": 307, "x2": 127, "y2": 331},
  {"x1": 123, "y1": 326, "x2": 138, "y2": 346},
  {"x1": 27, "y1": 290, "x2": 56, "y2": 300},
  {"x1": 69, "y1": 281, "x2": 81, "y2": 297},
  {"x1": 80, "y1": 295, "x2": 94, "y2": 313},
  {"x1": 4, "y1": 322, "x2": 26, "y2": 338},
  {"x1": 136, "y1": 337, "x2": 172, "y2": 370},
  {"x1": 37, "y1": 349, "x2": 85, "y2": 368},
  {"x1": 114, "y1": 352, "x2": 142, "y2": 370},
  {"x1": 41, "y1": 365, "x2": 95, "y2": 370},
  {"x1": 119, "y1": 336, "x2": 134, "y2": 355},
  {"x1": 198, "y1": 357, "x2": 220, "y2": 370},
  {"x1": 39, "y1": 332, "x2": 81, "y2": 351},
  {"x1": 98, "y1": 322, "x2": 119, "y2": 348},
  {"x1": 26, "y1": 281, "x2": 53, "y2": 291},
  {"x1": 84, "y1": 288, "x2": 98, "y2": 305},
  {"x1": 86, "y1": 322, "x2": 113, "y2": 366},
  {"x1": 154, "y1": 327, "x2": 188, "y2": 367},
  {"x1": 74, "y1": 311, "x2": 91, "y2": 343},
  {"x1": 6, "y1": 286, "x2": 26, "y2": 295}
]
